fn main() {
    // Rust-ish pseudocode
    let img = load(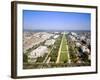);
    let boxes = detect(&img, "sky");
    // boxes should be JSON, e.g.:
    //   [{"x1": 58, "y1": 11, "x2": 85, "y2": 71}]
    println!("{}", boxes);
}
[{"x1": 23, "y1": 10, "x2": 91, "y2": 31}]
